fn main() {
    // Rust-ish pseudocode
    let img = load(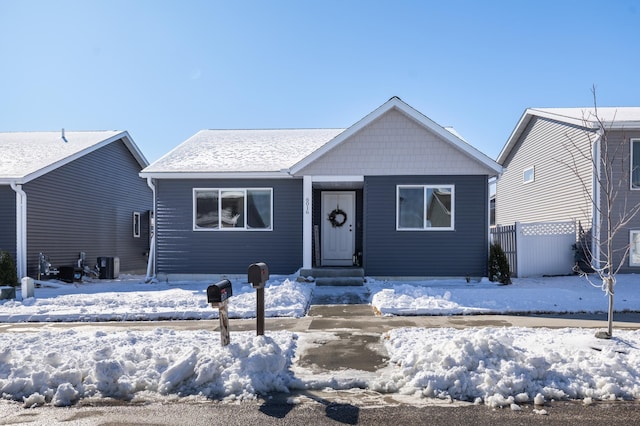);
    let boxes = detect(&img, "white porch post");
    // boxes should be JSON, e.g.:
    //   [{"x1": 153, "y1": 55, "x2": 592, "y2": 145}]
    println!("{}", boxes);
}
[
  {"x1": 302, "y1": 175, "x2": 312, "y2": 269},
  {"x1": 10, "y1": 182, "x2": 27, "y2": 278}
]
